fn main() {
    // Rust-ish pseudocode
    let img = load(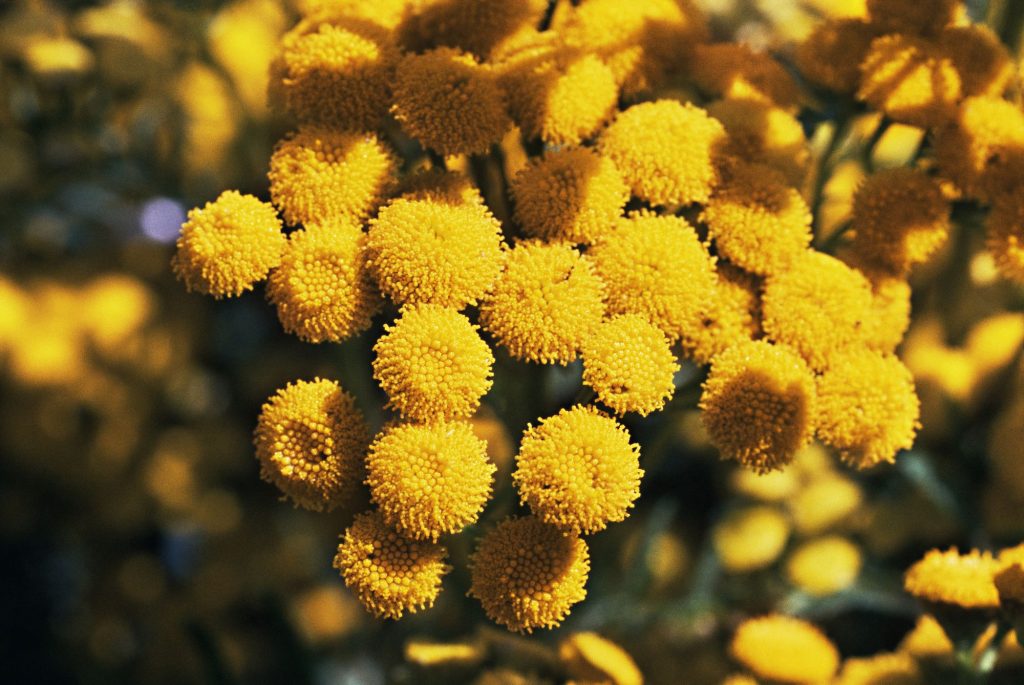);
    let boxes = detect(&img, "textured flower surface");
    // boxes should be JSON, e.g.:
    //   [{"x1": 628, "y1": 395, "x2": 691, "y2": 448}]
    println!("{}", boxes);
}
[
  {"x1": 730, "y1": 614, "x2": 840, "y2": 684},
  {"x1": 904, "y1": 548, "x2": 1000, "y2": 609},
  {"x1": 691, "y1": 43, "x2": 801, "y2": 110}
]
